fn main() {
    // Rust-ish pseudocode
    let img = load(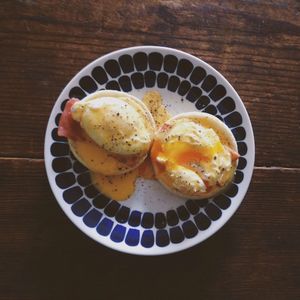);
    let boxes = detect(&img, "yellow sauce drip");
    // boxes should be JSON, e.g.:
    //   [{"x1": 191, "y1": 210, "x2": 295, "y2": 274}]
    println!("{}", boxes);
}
[
  {"x1": 69, "y1": 137, "x2": 128, "y2": 175},
  {"x1": 91, "y1": 169, "x2": 139, "y2": 201},
  {"x1": 142, "y1": 91, "x2": 171, "y2": 128}
]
